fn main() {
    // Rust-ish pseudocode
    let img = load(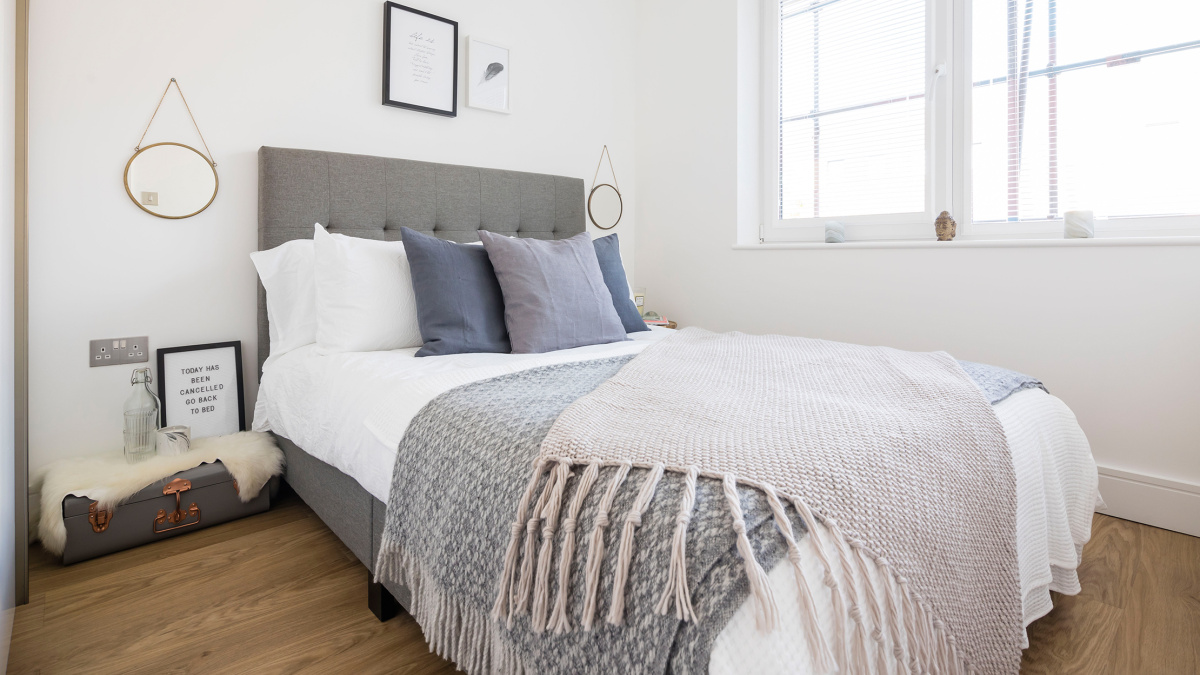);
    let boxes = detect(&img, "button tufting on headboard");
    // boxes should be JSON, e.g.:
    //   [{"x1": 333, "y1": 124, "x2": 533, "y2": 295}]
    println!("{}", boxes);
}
[{"x1": 256, "y1": 146, "x2": 586, "y2": 375}]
